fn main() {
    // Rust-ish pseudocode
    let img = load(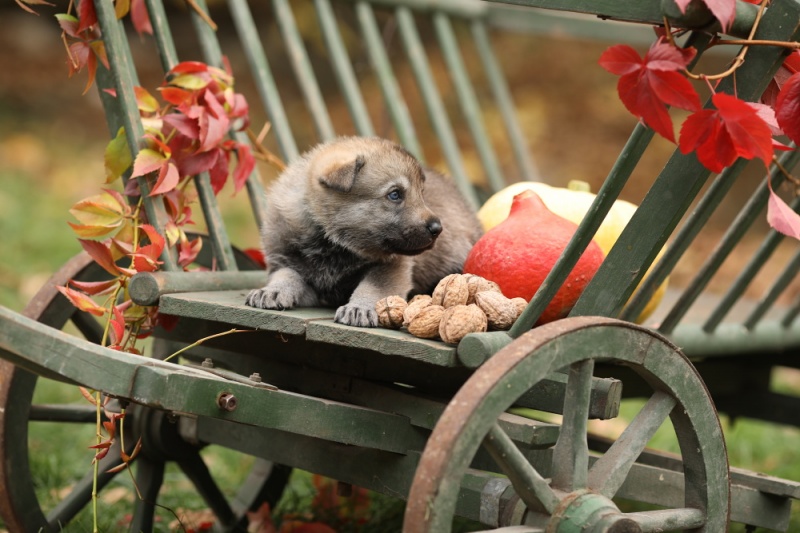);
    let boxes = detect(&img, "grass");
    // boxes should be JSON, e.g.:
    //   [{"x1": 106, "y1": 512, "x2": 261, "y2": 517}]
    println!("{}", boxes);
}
[{"x1": 1, "y1": 74, "x2": 799, "y2": 533}]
